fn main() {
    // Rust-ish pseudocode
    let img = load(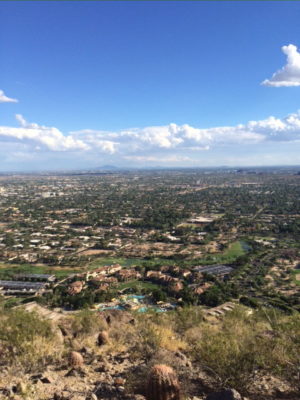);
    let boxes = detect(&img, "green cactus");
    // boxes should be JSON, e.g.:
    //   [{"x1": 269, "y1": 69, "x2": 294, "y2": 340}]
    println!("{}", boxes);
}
[{"x1": 146, "y1": 364, "x2": 181, "y2": 400}]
